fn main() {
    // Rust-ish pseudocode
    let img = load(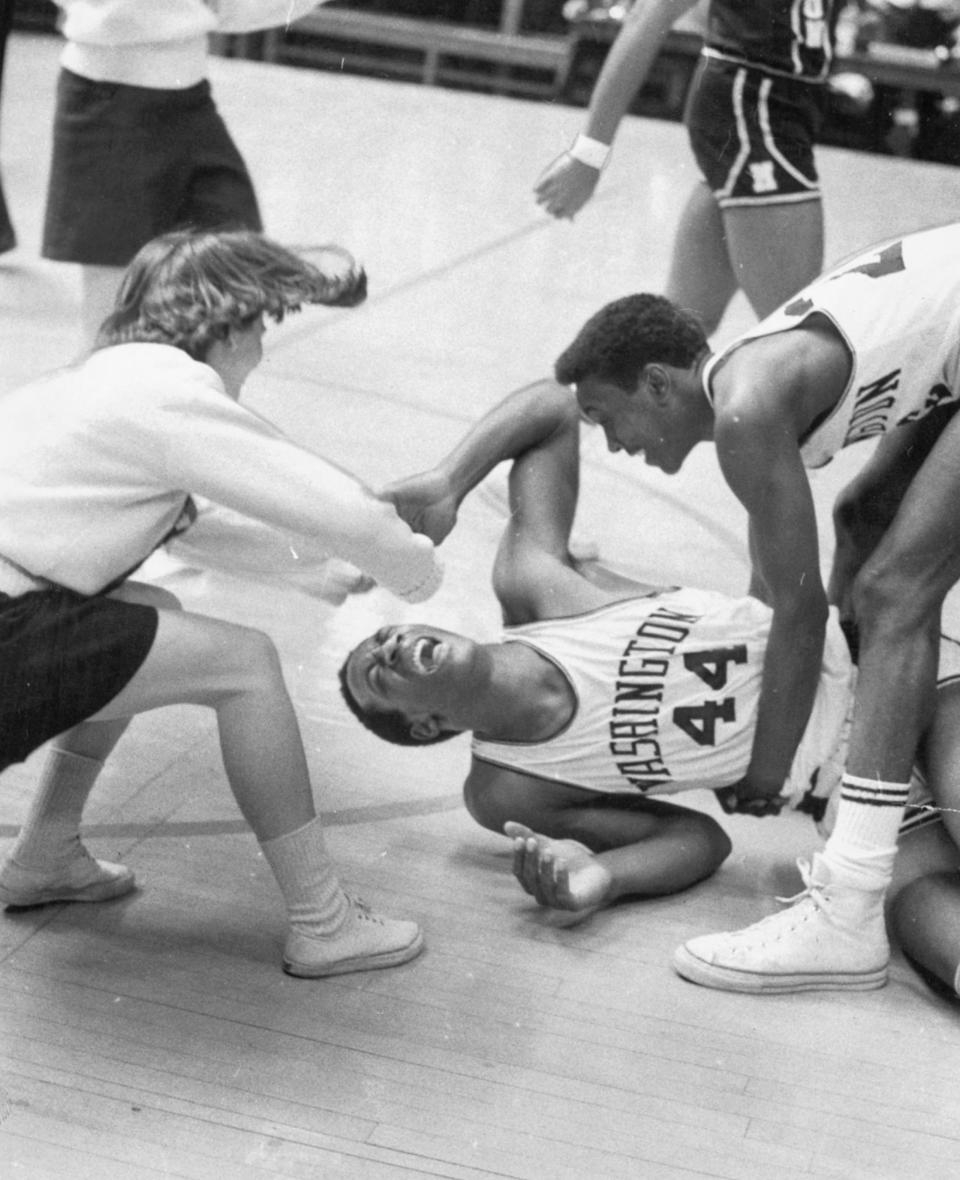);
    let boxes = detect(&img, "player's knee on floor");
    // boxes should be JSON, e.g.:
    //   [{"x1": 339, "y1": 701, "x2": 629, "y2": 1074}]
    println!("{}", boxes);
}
[
  {"x1": 693, "y1": 812, "x2": 733, "y2": 869},
  {"x1": 651, "y1": 810, "x2": 733, "y2": 880}
]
